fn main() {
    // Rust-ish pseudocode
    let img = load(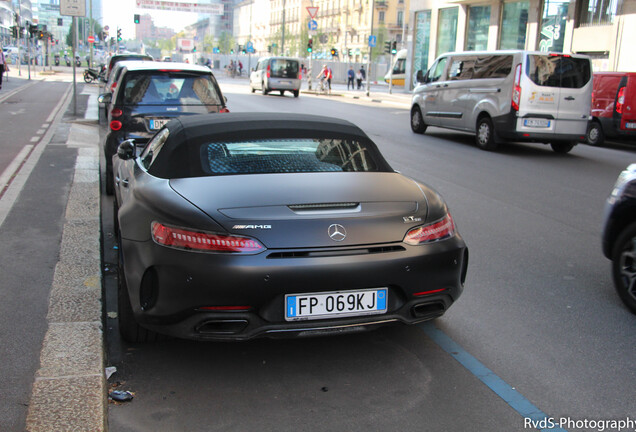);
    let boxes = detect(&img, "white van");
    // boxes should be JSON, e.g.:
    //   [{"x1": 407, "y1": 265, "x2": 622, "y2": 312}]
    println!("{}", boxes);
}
[
  {"x1": 410, "y1": 51, "x2": 592, "y2": 153},
  {"x1": 250, "y1": 57, "x2": 302, "y2": 97}
]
